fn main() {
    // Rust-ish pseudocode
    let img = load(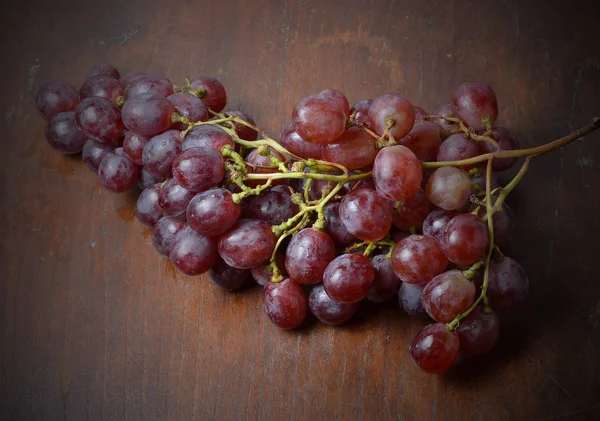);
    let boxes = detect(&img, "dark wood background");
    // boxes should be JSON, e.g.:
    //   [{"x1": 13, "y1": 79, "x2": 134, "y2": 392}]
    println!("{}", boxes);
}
[{"x1": 1, "y1": 0, "x2": 600, "y2": 419}]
